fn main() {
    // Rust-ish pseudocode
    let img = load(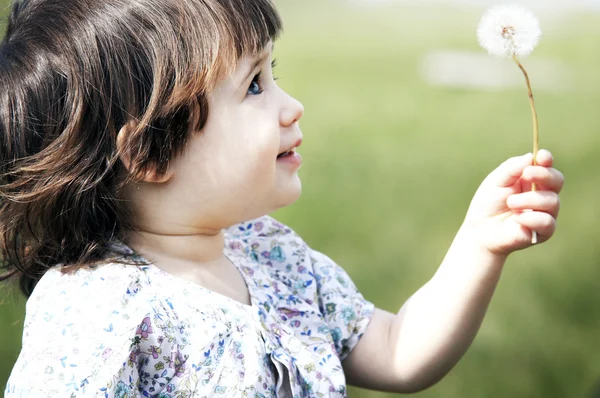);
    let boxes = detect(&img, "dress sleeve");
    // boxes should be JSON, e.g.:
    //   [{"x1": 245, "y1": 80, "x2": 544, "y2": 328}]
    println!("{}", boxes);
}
[
  {"x1": 310, "y1": 248, "x2": 375, "y2": 361},
  {"x1": 100, "y1": 301, "x2": 193, "y2": 398}
]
